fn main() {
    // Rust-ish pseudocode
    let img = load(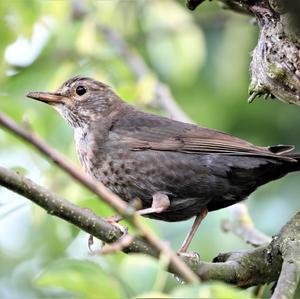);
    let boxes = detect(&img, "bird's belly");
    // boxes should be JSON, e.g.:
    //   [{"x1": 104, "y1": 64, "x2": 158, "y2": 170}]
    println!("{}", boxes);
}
[{"x1": 78, "y1": 147, "x2": 250, "y2": 222}]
